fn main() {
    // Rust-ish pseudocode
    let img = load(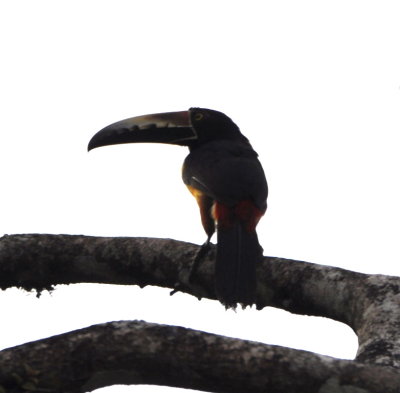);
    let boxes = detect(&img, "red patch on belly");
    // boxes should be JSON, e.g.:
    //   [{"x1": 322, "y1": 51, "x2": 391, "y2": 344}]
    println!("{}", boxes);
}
[{"x1": 213, "y1": 200, "x2": 264, "y2": 232}]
